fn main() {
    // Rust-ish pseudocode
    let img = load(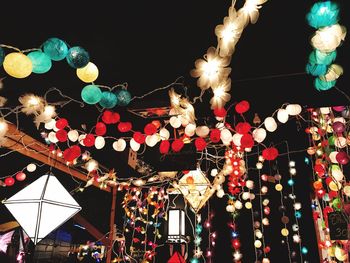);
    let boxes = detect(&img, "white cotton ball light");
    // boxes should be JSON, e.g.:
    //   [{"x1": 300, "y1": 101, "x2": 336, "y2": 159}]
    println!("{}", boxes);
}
[
  {"x1": 68, "y1": 130, "x2": 79, "y2": 142},
  {"x1": 211, "y1": 169, "x2": 218, "y2": 177},
  {"x1": 145, "y1": 134, "x2": 158, "y2": 147},
  {"x1": 169, "y1": 116, "x2": 181, "y2": 128},
  {"x1": 48, "y1": 131, "x2": 58, "y2": 143},
  {"x1": 94, "y1": 136, "x2": 105, "y2": 149},
  {"x1": 234, "y1": 200, "x2": 243, "y2": 210},
  {"x1": 232, "y1": 133, "x2": 243, "y2": 146},
  {"x1": 334, "y1": 137, "x2": 347, "y2": 148},
  {"x1": 329, "y1": 151, "x2": 339, "y2": 163},
  {"x1": 220, "y1": 129, "x2": 232, "y2": 145},
  {"x1": 113, "y1": 139, "x2": 126, "y2": 151},
  {"x1": 27, "y1": 163, "x2": 37, "y2": 172},
  {"x1": 216, "y1": 189, "x2": 225, "y2": 198},
  {"x1": 277, "y1": 108, "x2": 289, "y2": 123},
  {"x1": 196, "y1": 126, "x2": 210, "y2": 138},
  {"x1": 44, "y1": 119, "x2": 56, "y2": 130},
  {"x1": 286, "y1": 104, "x2": 302, "y2": 116},
  {"x1": 185, "y1": 123, "x2": 196, "y2": 137},
  {"x1": 246, "y1": 180, "x2": 254, "y2": 189},
  {"x1": 264, "y1": 117, "x2": 277, "y2": 132},
  {"x1": 242, "y1": 192, "x2": 251, "y2": 200},
  {"x1": 159, "y1": 128, "x2": 170, "y2": 140},
  {"x1": 130, "y1": 138, "x2": 140, "y2": 151},
  {"x1": 252, "y1": 128, "x2": 266, "y2": 143},
  {"x1": 85, "y1": 159, "x2": 98, "y2": 172},
  {"x1": 78, "y1": 134, "x2": 86, "y2": 146}
]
